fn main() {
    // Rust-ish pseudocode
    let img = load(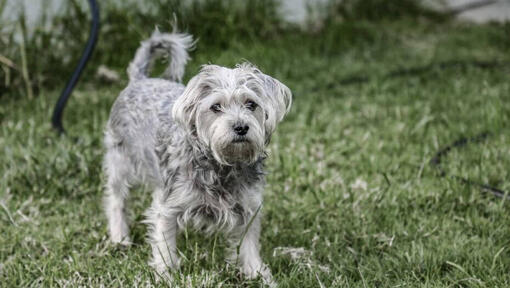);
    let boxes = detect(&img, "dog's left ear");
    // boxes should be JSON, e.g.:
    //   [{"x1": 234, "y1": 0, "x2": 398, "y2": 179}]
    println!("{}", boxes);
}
[{"x1": 238, "y1": 63, "x2": 292, "y2": 141}]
